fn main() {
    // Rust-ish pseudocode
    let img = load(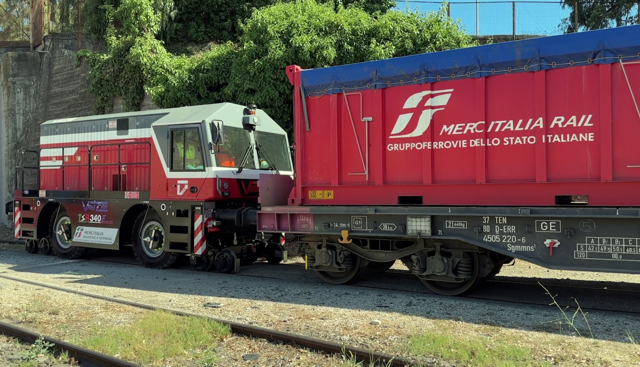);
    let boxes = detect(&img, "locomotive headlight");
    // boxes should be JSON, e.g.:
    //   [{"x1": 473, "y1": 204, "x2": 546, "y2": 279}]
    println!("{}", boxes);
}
[{"x1": 222, "y1": 182, "x2": 229, "y2": 189}]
